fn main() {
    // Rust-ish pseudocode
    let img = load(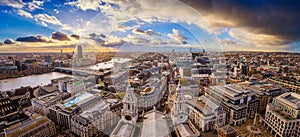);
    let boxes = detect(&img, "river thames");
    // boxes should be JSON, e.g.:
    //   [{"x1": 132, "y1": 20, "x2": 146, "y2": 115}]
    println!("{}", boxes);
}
[
  {"x1": 0, "y1": 72, "x2": 71, "y2": 91},
  {"x1": 0, "y1": 57, "x2": 131, "y2": 91}
]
